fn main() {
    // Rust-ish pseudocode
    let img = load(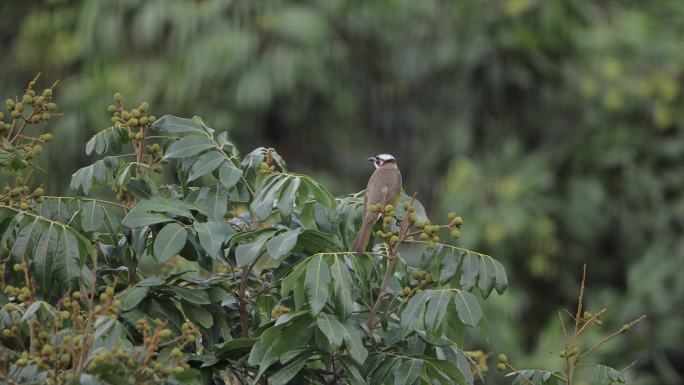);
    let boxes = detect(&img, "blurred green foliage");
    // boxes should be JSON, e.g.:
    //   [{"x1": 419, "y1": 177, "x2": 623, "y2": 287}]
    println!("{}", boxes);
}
[{"x1": 1, "y1": 0, "x2": 683, "y2": 384}]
